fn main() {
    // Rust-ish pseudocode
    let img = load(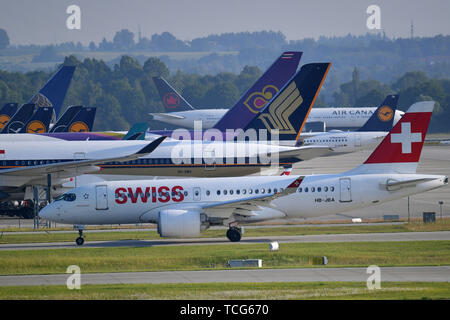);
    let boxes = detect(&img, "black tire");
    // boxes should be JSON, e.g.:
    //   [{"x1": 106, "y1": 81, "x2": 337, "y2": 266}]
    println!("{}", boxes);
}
[
  {"x1": 75, "y1": 237, "x2": 84, "y2": 246},
  {"x1": 226, "y1": 227, "x2": 242, "y2": 242}
]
